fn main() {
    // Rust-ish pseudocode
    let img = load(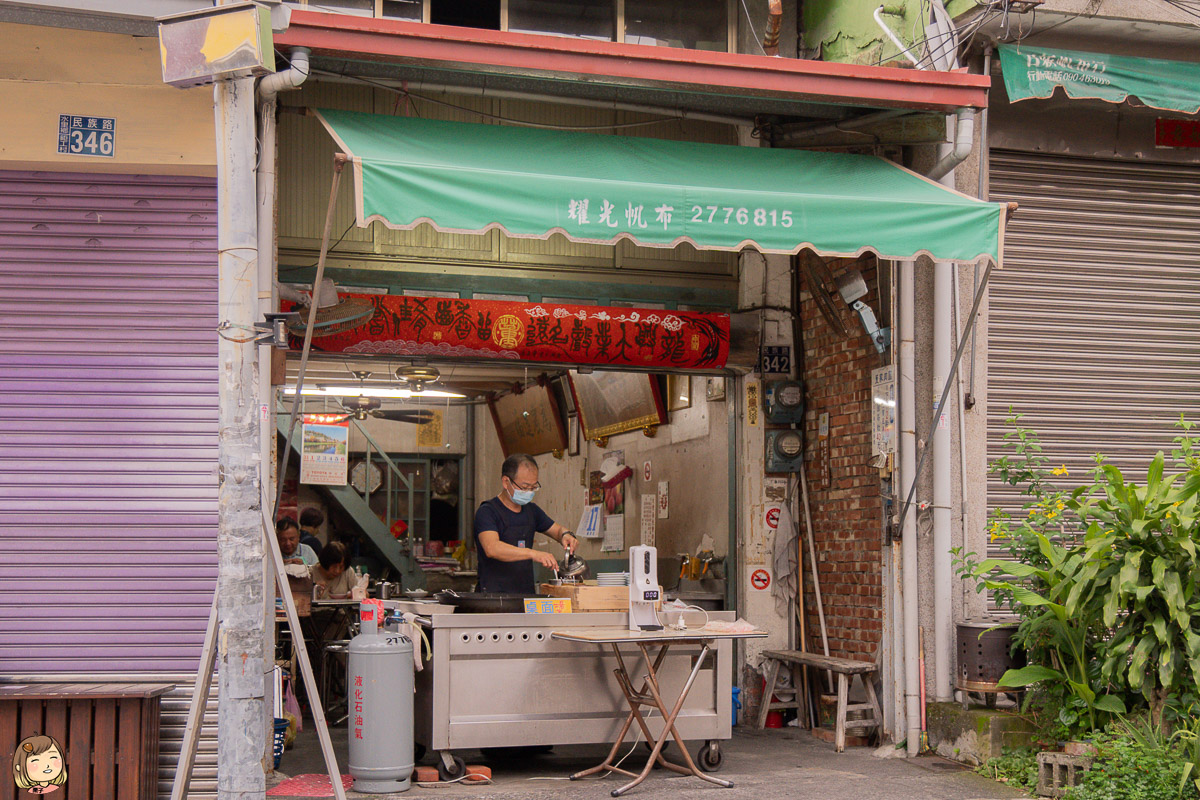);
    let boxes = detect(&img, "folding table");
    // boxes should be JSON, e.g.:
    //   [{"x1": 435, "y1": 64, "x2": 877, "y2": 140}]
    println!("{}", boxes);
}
[{"x1": 551, "y1": 625, "x2": 766, "y2": 797}]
